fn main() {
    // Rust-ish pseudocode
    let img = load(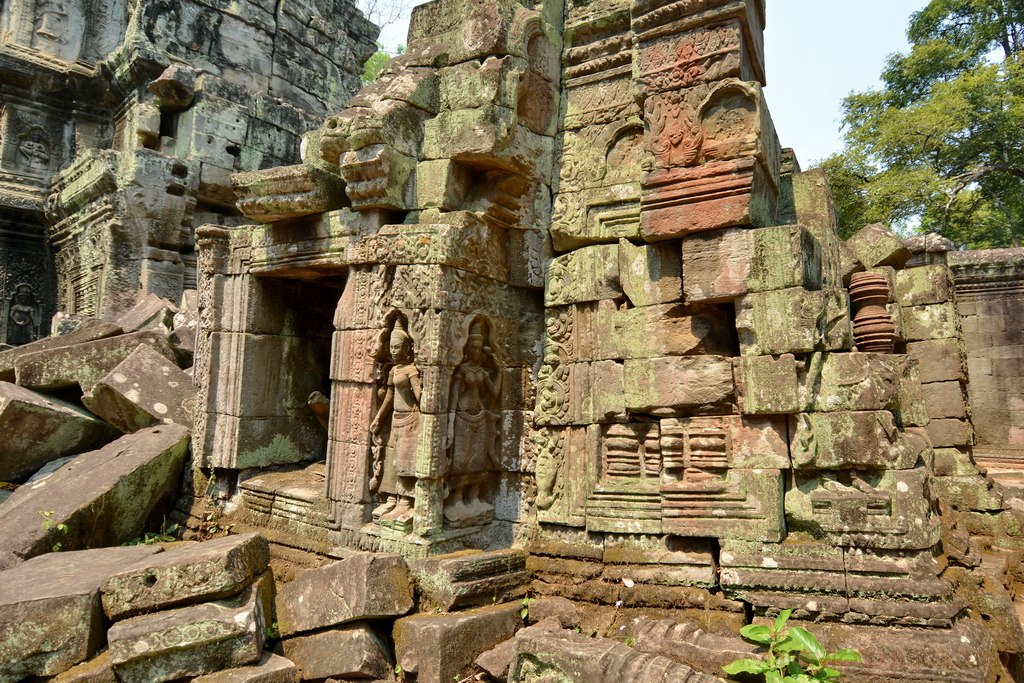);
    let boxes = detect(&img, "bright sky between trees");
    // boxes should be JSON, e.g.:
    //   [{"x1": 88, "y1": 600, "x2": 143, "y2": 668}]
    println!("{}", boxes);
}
[{"x1": 374, "y1": 1, "x2": 928, "y2": 168}]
